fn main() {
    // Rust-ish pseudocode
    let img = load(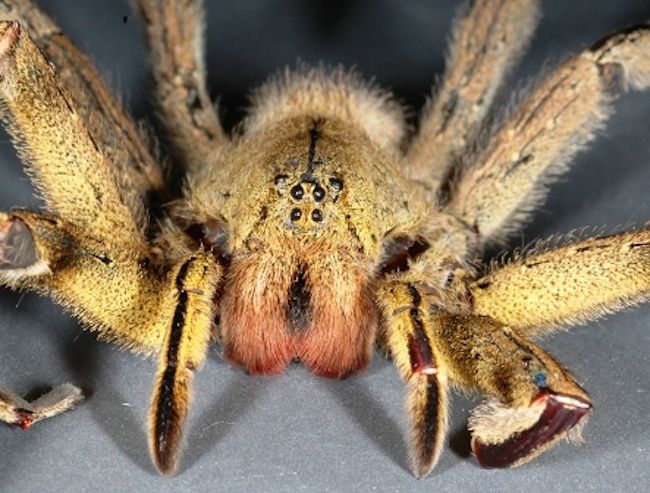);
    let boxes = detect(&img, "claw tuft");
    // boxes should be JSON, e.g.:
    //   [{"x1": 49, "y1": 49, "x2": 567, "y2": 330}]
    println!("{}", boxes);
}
[{"x1": 471, "y1": 391, "x2": 592, "y2": 468}]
